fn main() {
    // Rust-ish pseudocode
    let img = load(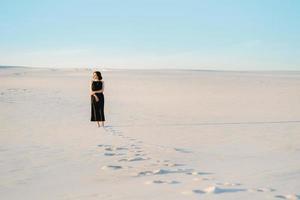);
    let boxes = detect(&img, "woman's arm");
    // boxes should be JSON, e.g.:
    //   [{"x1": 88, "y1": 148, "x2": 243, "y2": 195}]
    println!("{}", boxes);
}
[
  {"x1": 92, "y1": 89, "x2": 103, "y2": 94},
  {"x1": 91, "y1": 81, "x2": 104, "y2": 94},
  {"x1": 90, "y1": 80, "x2": 96, "y2": 95}
]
